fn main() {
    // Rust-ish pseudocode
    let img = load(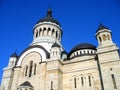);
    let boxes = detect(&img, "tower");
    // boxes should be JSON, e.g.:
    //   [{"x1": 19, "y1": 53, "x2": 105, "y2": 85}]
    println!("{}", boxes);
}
[
  {"x1": 1, "y1": 52, "x2": 18, "y2": 90},
  {"x1": 96, "y1": 23, "x2": 120, "y2": 90},
  {"x1": 32, "y1": 8, "x2": 63, "y2": 53}
]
